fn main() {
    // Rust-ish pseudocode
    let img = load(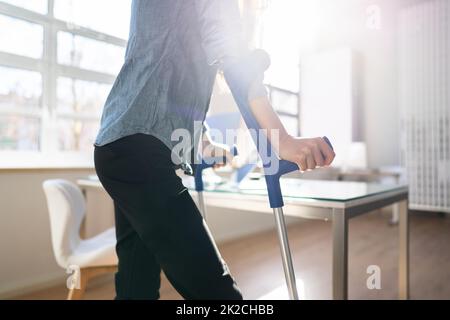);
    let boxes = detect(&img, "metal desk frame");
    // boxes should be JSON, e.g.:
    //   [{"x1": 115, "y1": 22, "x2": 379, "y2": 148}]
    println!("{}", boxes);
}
[
  {"x1": 194, "y1": 186, "x2": 409, "y2": 300},
  {"x1": 78, "y1": 178, "x2": 409, "y2": 299}
]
